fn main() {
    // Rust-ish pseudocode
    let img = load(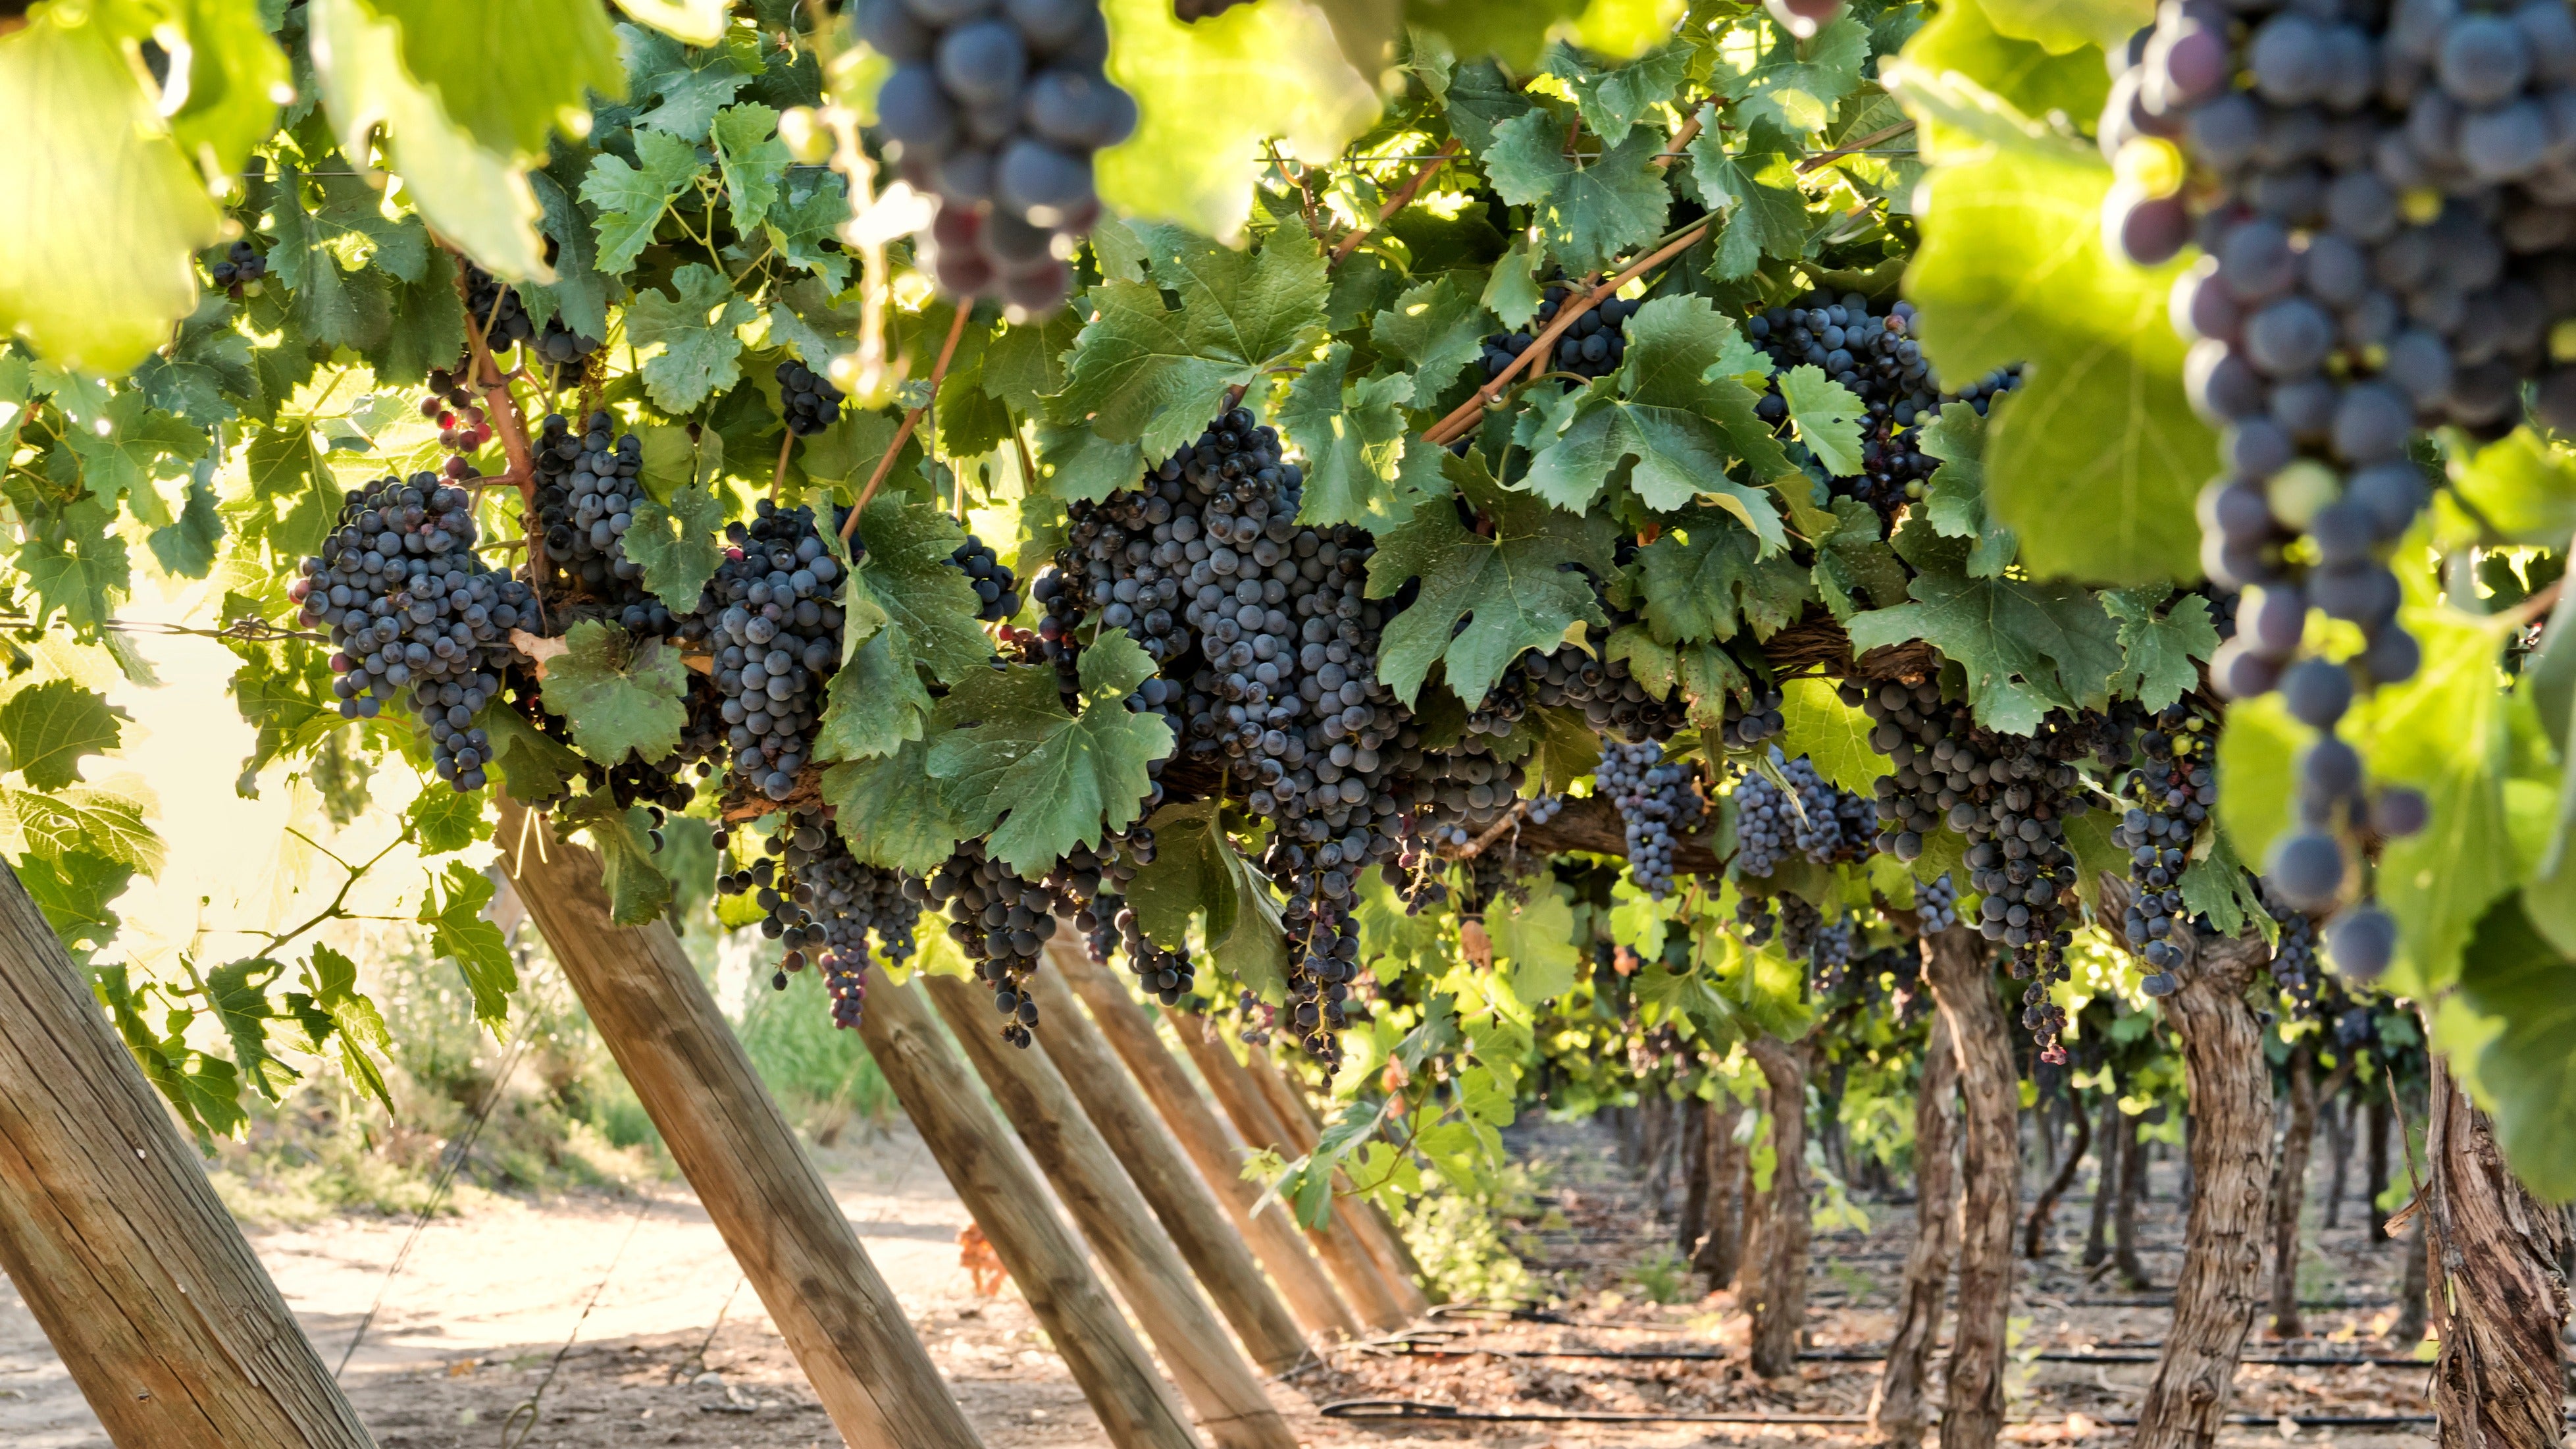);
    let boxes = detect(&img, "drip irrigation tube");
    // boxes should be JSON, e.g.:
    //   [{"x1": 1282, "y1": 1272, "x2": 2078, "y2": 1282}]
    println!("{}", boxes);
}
[
  {"x1": 1354, "y1": 1332, "x2": 2434, "y2": 1369},
  {"x1": 1316, "y1": 1400, "x2": 2507, "y2": 1428}
]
